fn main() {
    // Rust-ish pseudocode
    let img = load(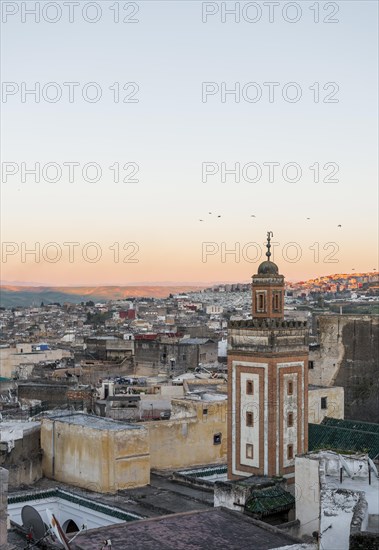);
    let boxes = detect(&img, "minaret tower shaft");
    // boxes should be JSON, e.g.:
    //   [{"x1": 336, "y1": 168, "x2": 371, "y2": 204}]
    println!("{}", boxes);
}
[{"x1": 227, "y1": 232, "x2": 309, "y2": 482}]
